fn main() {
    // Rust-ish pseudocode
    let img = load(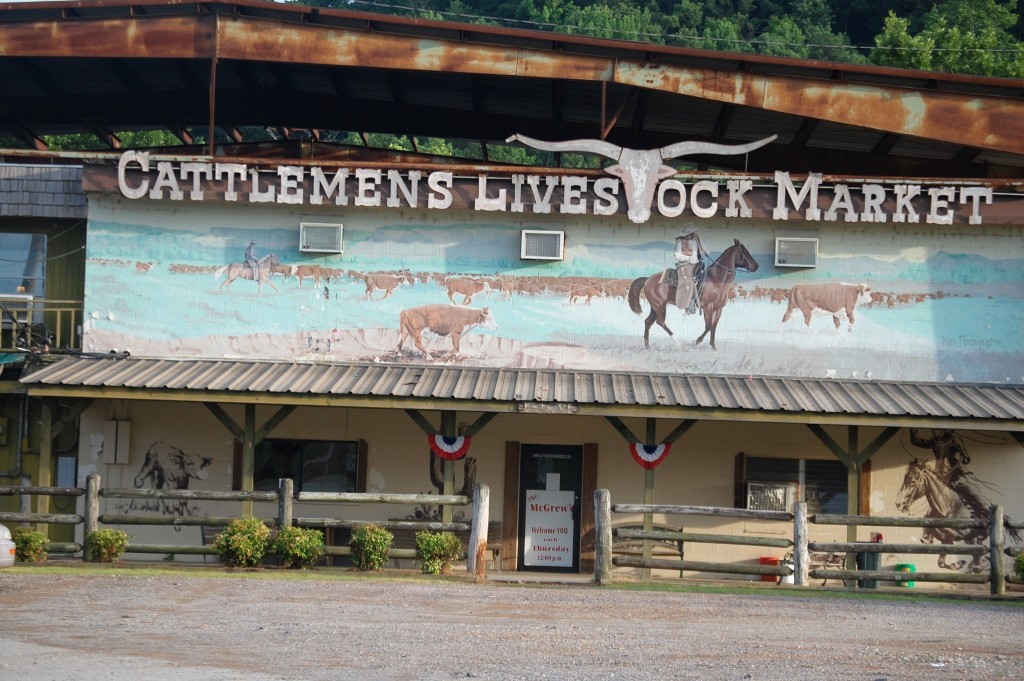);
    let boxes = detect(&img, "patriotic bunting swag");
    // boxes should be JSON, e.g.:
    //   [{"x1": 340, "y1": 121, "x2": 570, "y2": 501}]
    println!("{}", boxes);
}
[
  {"x1": 427, "y1": 433, "x2": 472, "y2": 461},
  {"x1": 629, "y1": 442, "x2": 671, "y2": 469}
]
